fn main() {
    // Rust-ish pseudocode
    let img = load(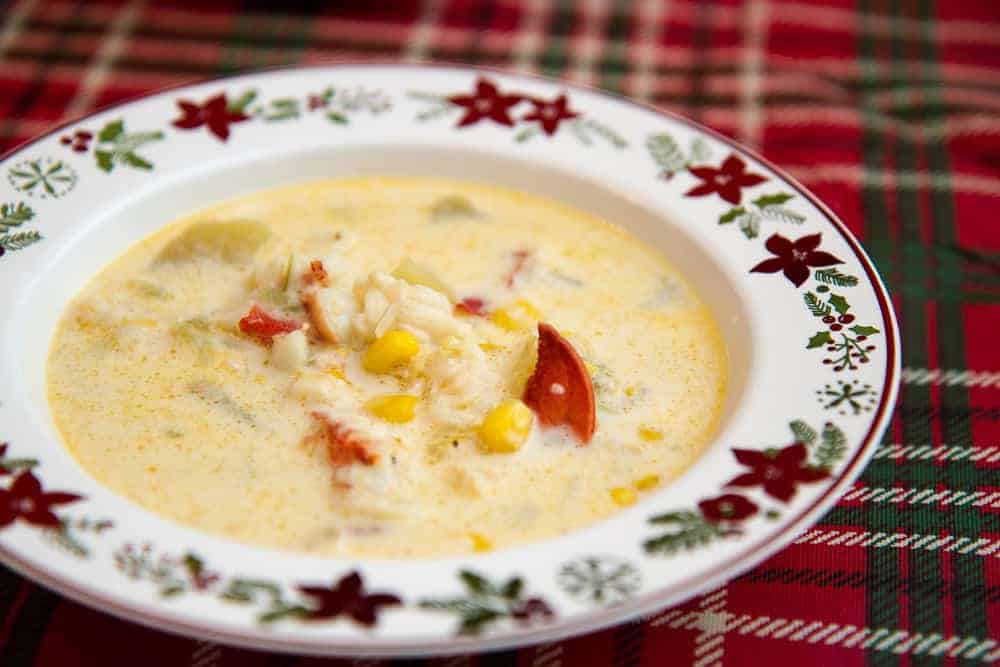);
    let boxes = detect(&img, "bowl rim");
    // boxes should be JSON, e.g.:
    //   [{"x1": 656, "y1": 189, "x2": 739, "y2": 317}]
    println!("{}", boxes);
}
[{"x1": 0, "y1": 61, "x2": 901, "y2": 656}]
